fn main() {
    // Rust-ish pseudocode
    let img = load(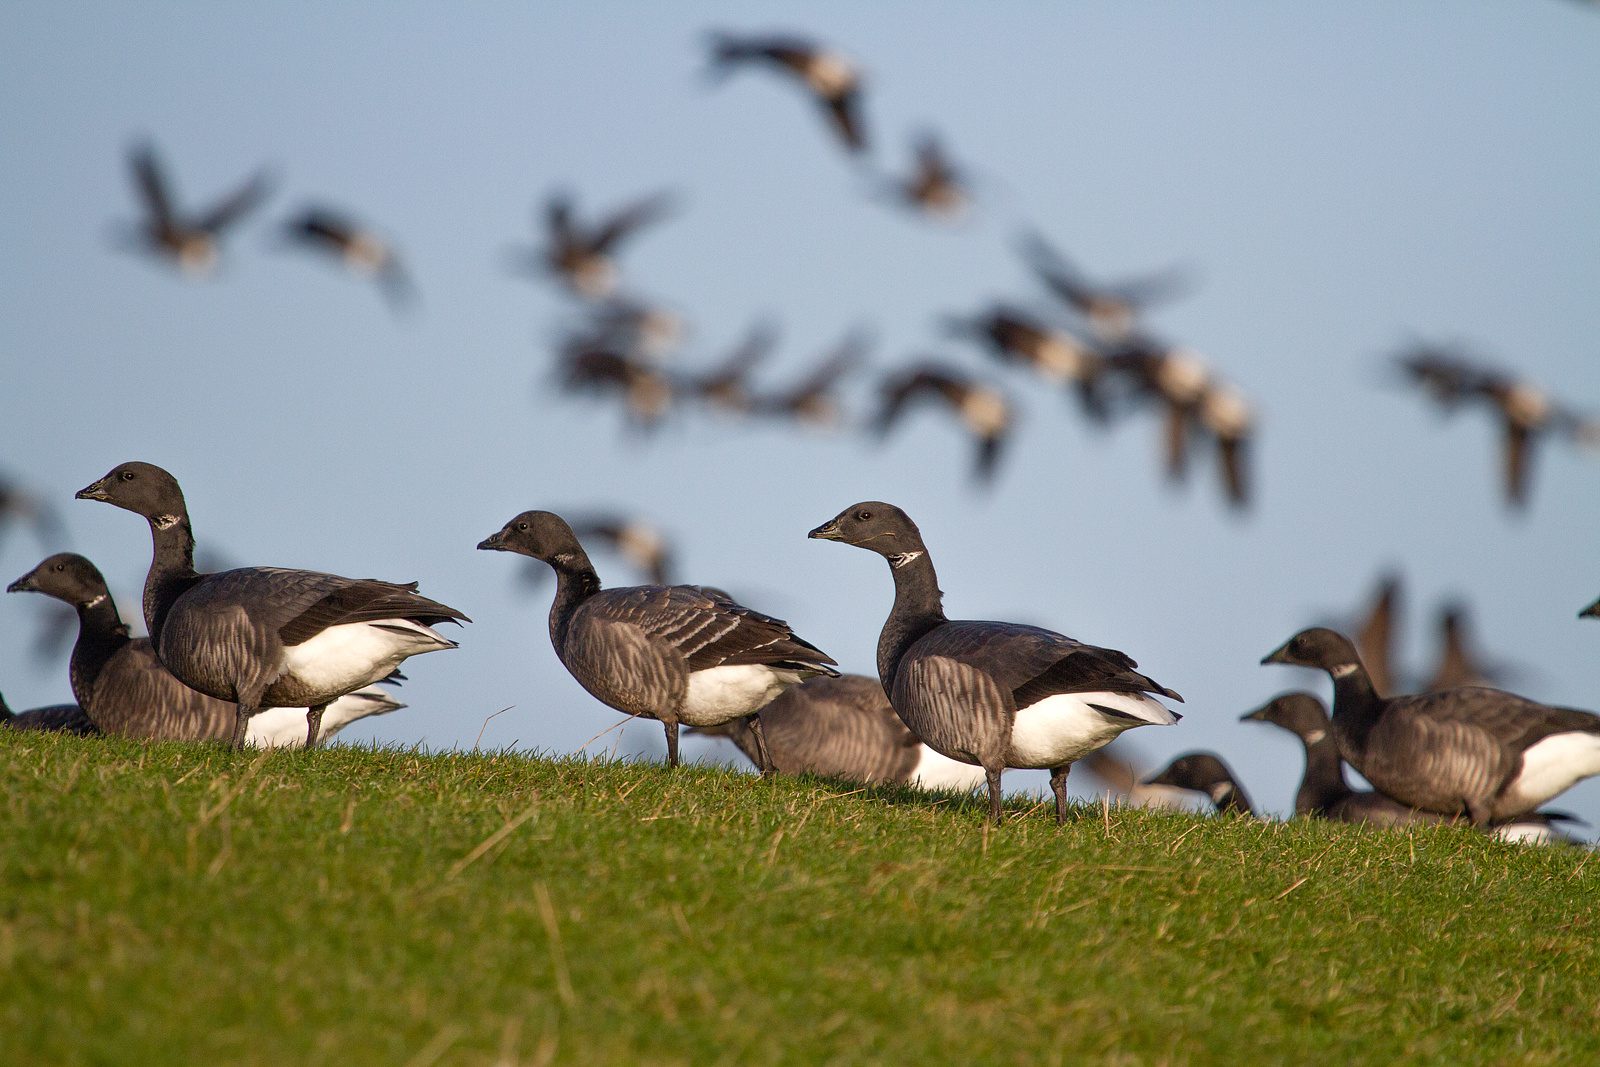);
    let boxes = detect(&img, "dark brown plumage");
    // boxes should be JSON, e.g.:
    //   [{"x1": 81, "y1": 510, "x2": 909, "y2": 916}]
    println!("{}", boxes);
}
[
  {"x1": 118, "y1": 141, "x2": 271, "y2": 274},
  {"x1": 0, "y1": 691, "x2": 98, "y2": 735},
  {"x1": 951, "y1": 304, "x2": 1109, "y2": 422},
  {"x1": 1143, "y1": 752, "x2": 1255, "y2": 816},
  {"x1": 709, "y1": 32, "x2": 867, "y2": 153},
  {"x1": 516, "y1": 189, "x2": 676, "y2": 299},
  {"x1": 874, "y1": 362, "x2": 1014, "y2": 484},
  {"x1": 750, "y1": 330, "x2": 868, "y2": 428},
  {"x1": 1020, "y1": 233, "x2": 1192, "y2": 343},
  {"x1": 679, "y1": 320, "x2": 779, "y2": 414},
  {"x1": 281, "y1": 205, "x2": 414, "y2": 309},
  {"x1": 893, "y1": 132, "x2": 967, "y2": 219},
  {"x1": 559, "y1": 339, "x2": 675, "y2": 432}
]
